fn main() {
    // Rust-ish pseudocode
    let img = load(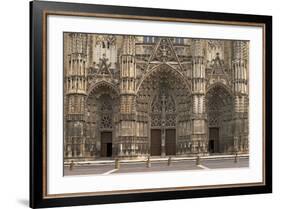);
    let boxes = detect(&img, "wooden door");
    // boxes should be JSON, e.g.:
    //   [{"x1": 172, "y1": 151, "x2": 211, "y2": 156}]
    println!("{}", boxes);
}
[
  {"x1": 150, "y1": 129, "x2": 161, "y2": 156},
  {"x1": 165, "y1": 129, "x2": 176, "y2": 155},
  {"x1": 209, "y1": 128, "x2": 219, "y2": 153},
  {"x1": 101, "y1": 132, "x2": 112, "y2": 157}
]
